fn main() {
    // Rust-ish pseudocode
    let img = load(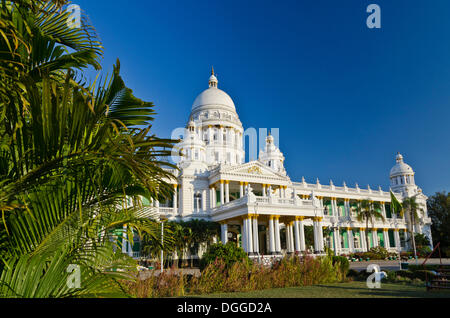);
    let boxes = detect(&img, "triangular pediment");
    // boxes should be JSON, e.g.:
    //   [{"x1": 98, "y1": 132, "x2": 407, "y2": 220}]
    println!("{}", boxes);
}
[{"x1": 216, "y1": 160, "x2": 291, "y2": 183}]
